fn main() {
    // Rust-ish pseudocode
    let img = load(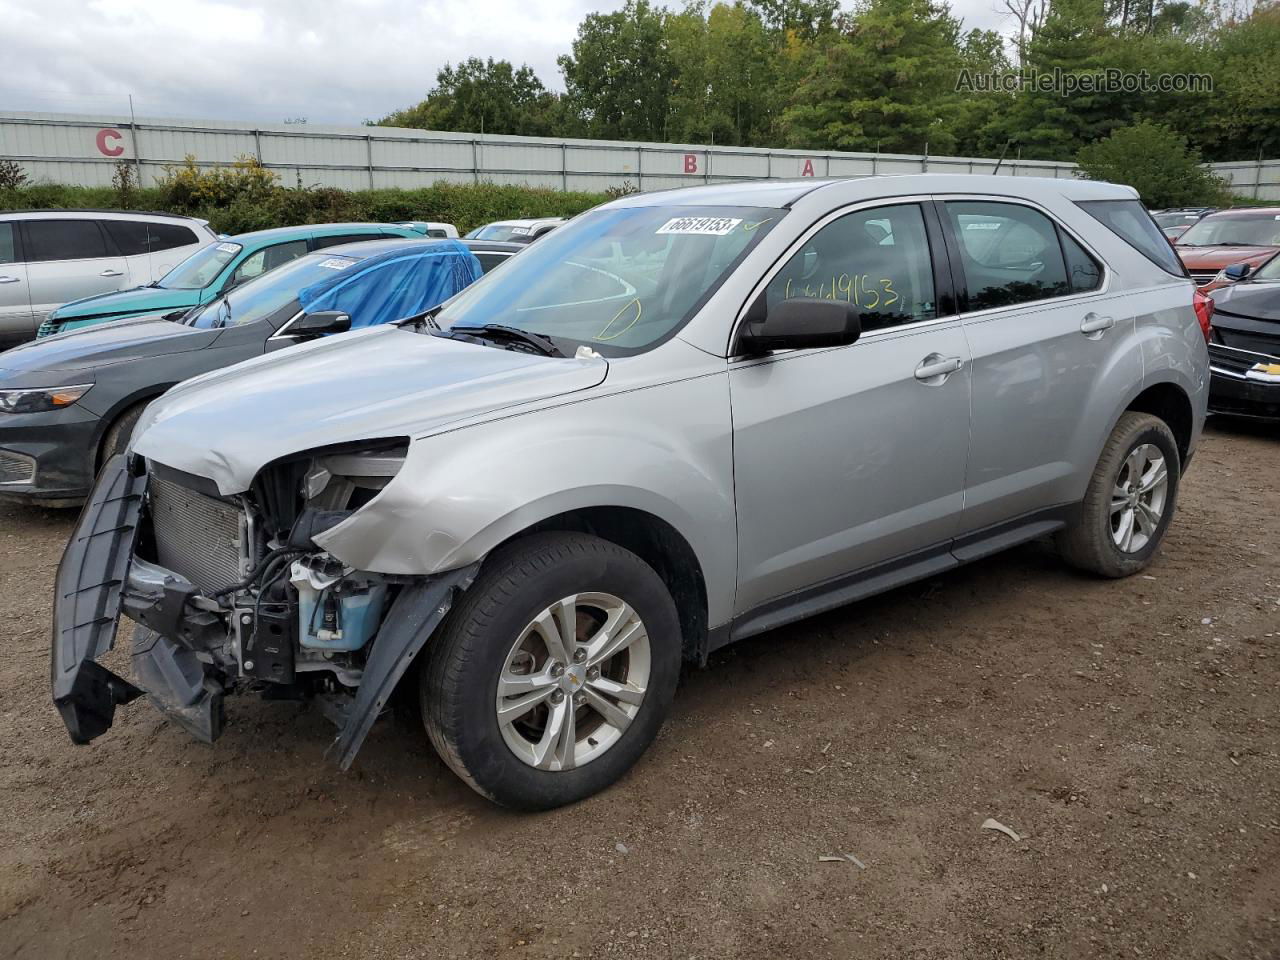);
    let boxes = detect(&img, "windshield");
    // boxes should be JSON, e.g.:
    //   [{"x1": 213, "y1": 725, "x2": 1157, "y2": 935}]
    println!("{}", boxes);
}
[
  {"x1": 1178, "y1": 213, "x2": 1280, "y2": 247},
  {"x1": 188, "y1": 253, "x2": 360, "y2": 329},
  {"x1": 1252, "y1": 252, "x2": 1280, "y2": 281},
  {"x1": 1153, "y1": 211, "x2": 1202, "y2": 228},
  {"x1": 160, "y1": 241, "x2": 243, "y2": 290},
  {"x1": 472, "y1": 224, "x2": 536, "y2": 242},
  {"x1": 436, "y1": 205, "x2": 781, "y2": 355}
]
